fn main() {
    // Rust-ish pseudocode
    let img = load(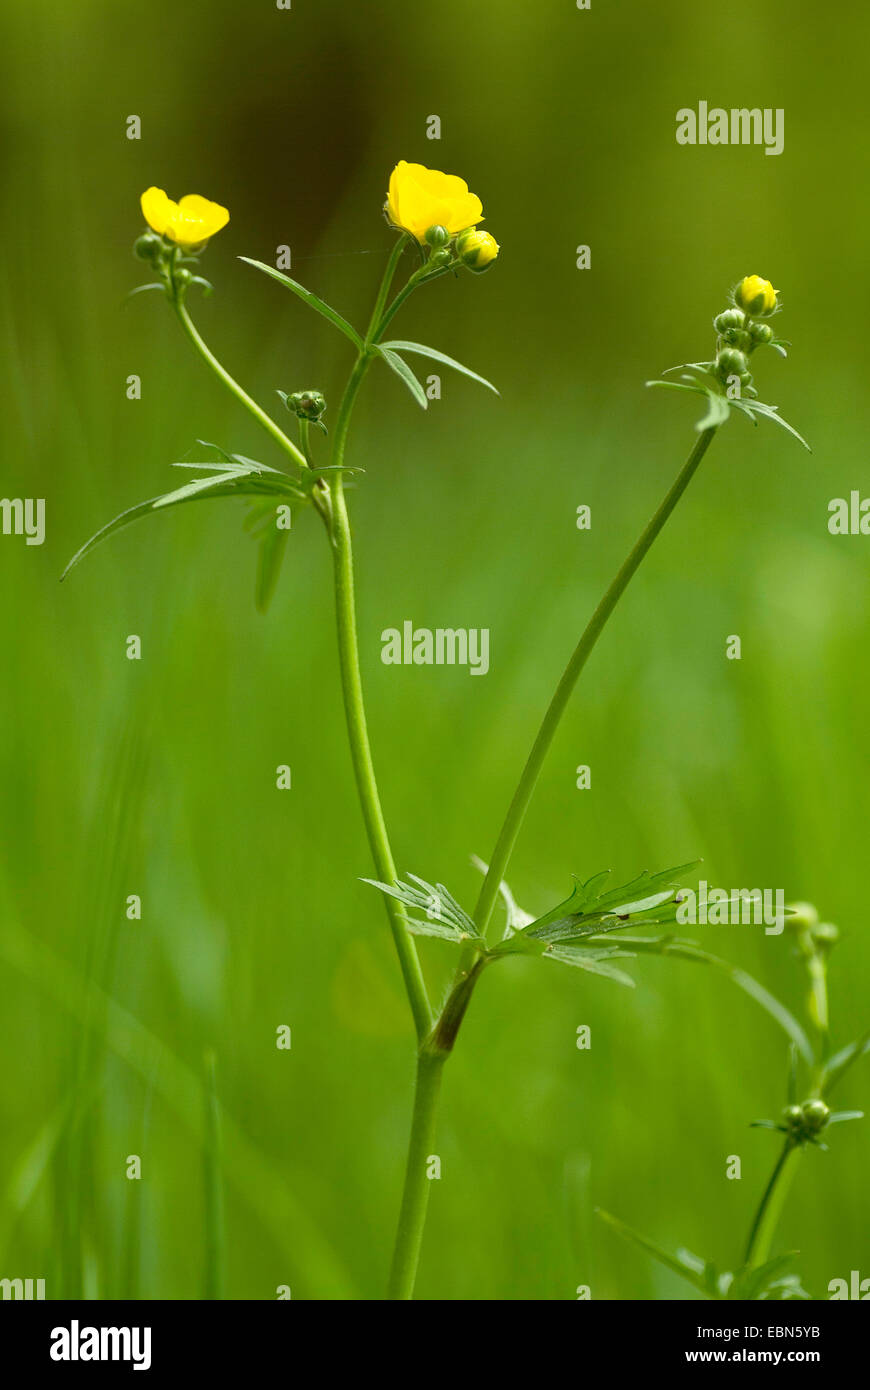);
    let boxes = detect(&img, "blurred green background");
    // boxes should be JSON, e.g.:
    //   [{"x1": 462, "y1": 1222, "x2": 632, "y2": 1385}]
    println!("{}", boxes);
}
[{"x1": 1, "y1": 0, "x2": 868, "y2": 1301}]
